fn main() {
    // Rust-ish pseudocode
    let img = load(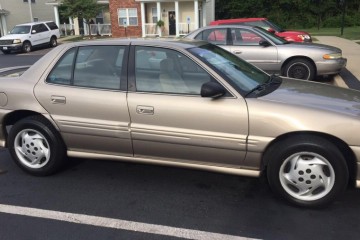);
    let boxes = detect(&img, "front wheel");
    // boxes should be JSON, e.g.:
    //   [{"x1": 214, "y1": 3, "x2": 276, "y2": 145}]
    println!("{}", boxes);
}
[
  {"x1": 283, "y1": 58, "x2": 315, "y2": 80},
  {"x1": 50, "y1": 36, "x2": 57, "y2": 48},
  {"x1": 8, "y1": 116, "x2": 66, "y2": 176},
  {"x1": 22, "y1": 42, "x2": 32, "y2": 53},
  {"x1": 266, "y1": 136, "x2": 348, "y2": 207}
]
